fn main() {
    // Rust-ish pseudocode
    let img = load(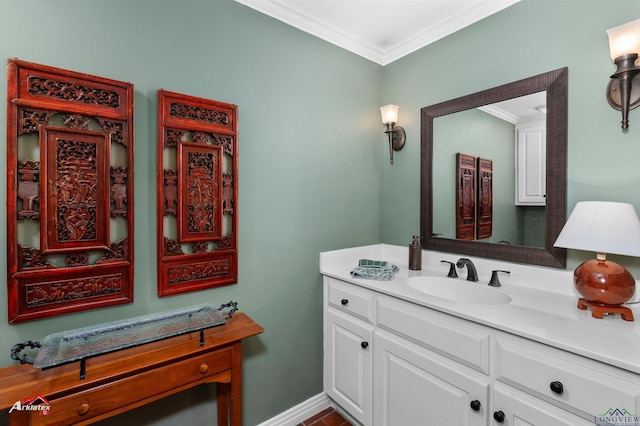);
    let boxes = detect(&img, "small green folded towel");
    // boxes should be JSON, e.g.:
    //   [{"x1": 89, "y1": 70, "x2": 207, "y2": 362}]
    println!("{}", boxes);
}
[{"x1": 350, "y1": 259, "x2": 399, "y2": 281}]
